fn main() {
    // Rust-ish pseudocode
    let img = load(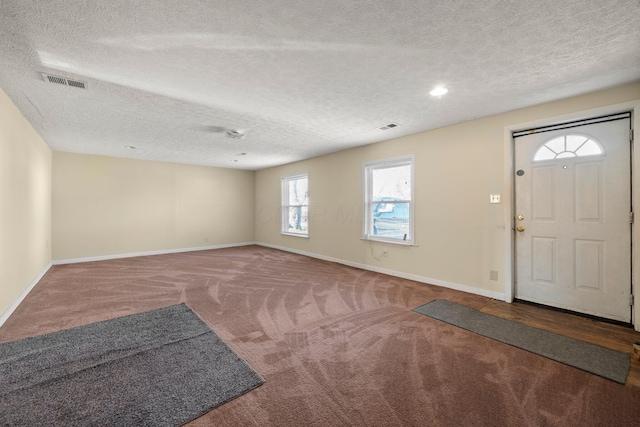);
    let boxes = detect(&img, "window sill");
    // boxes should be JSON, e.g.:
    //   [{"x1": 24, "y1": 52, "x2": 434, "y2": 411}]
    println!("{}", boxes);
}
[
  {"x1": 361, "y1": 237, "x2": 417, "y2": 247},
  {"x1": 282, "y1": 232, "x2": 309, "y2": 239}
]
